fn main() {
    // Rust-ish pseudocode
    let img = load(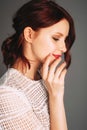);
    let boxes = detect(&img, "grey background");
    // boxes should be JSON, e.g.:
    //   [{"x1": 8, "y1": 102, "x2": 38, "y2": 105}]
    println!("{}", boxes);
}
[{"x1": 0, "y1": 0, "x2": 87, "y2": 130}]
